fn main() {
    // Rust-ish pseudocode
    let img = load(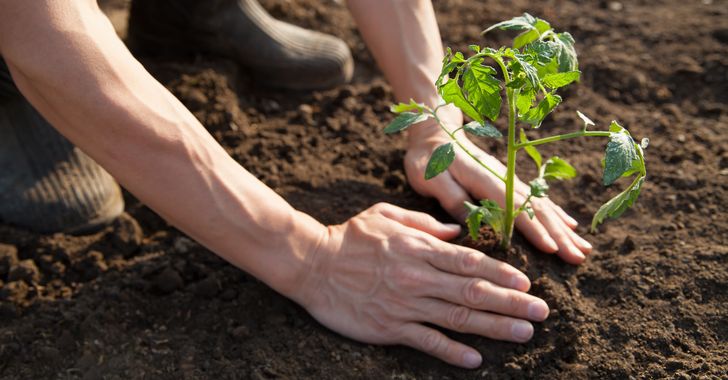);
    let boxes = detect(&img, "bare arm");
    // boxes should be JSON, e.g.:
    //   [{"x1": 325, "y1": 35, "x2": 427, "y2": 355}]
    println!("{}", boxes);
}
[
  {"x1": 0, "y1": 0, "x2": 323, "y2": 297},
  {"x1": 347, "y1": 0, "x2": 593, "y2": 263},
  {"x1": 0, "y1": 1, "x2": 548, "y2": 368}
]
